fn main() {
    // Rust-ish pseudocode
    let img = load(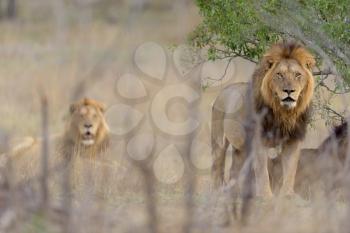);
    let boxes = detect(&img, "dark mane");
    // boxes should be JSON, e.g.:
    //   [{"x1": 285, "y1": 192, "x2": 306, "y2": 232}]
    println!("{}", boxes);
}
[{"x1": 255, "y1": 99, "x2": 311, "y2": 146}]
